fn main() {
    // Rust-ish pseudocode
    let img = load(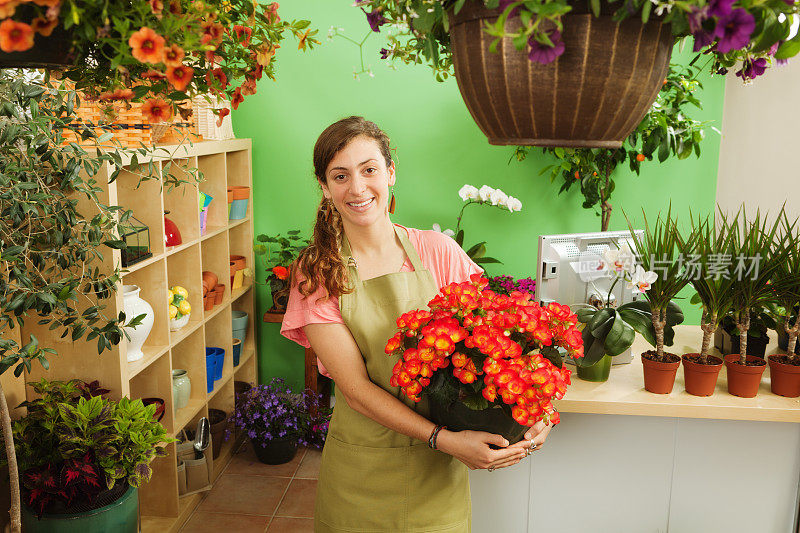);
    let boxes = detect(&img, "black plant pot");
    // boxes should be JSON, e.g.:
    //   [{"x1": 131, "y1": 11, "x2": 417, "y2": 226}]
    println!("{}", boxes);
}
[
  {"x1": 730, "y1": 334, "x2": 768, "y2": 358},
  {"x1": 269, "y1": 278, "x2": 289, "y2": 312},
  {"x1": 209, "y1": 408, "x2": 228, "y2": 460},
  {"x1": 428, "y1": 400, "x2": 528, "y2": 445},
  {"x1": 251, "y1": 437, "x2": 298, "y2": 465}
]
